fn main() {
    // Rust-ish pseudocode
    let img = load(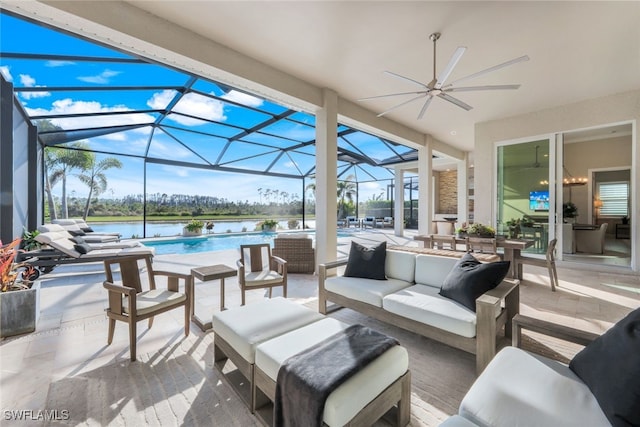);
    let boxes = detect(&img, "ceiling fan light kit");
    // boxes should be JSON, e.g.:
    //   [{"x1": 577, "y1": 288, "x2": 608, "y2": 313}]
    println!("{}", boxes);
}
[{"x1": 359, "y1": 32, "x2": 529, "y2": 119}]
